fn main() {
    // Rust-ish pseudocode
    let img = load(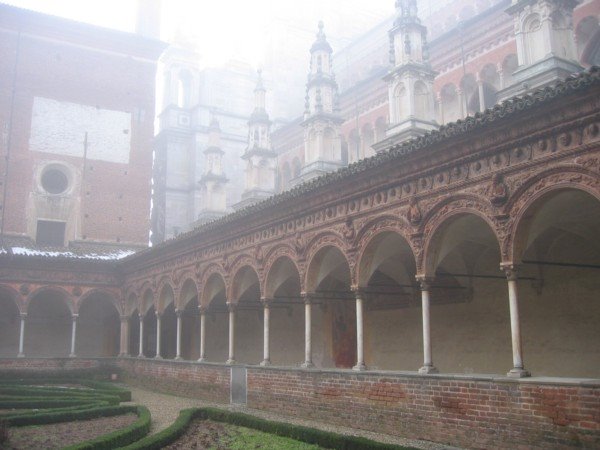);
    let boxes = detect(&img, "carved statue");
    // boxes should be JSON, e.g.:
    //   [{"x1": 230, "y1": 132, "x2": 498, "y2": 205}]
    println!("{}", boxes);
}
[
  {"x1": 408, "y1": 197, "x2": 422, "y2": 225},
  {"x1": 490, "y1": 173, "x2": 508, "y2": 206}
]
